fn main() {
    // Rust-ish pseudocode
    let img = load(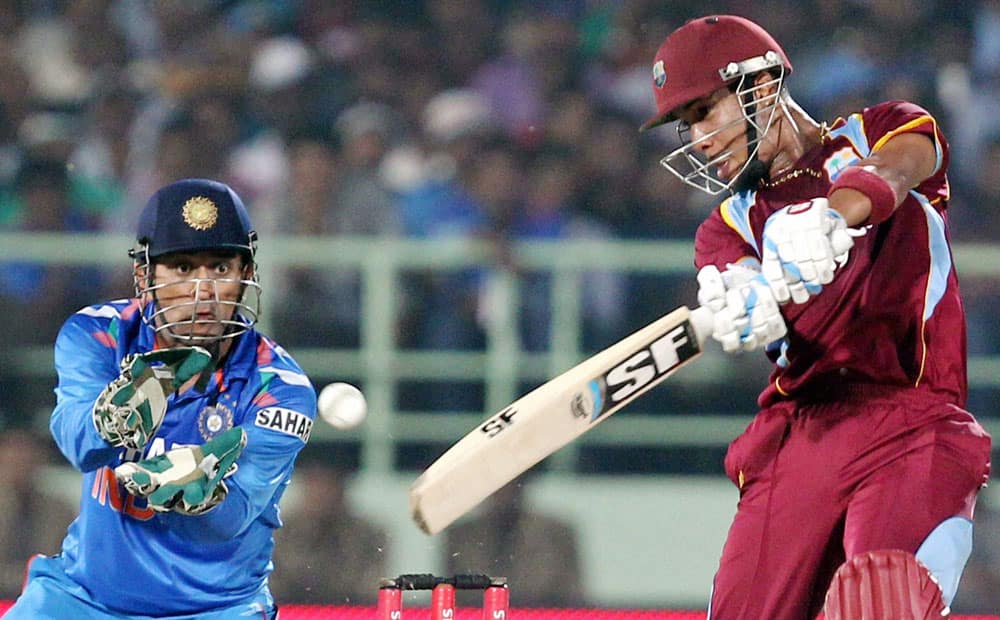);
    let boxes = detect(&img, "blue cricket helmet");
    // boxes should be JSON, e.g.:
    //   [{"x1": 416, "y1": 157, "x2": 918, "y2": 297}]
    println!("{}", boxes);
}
[
  {"x1": 135, "y1": 178, "x2": 256, "y2": 259},
  {"x1": 131, "y1": 179, "x2": 261, "y2": 344}
]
